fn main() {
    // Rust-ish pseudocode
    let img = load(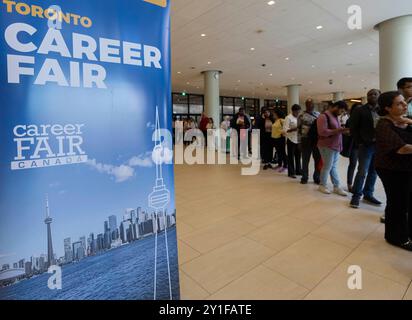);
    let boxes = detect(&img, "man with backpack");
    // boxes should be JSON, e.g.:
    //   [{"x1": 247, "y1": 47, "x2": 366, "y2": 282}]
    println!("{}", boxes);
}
[{"x1": 297, "y1": 98, "x2": 321, "y2": 185}]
